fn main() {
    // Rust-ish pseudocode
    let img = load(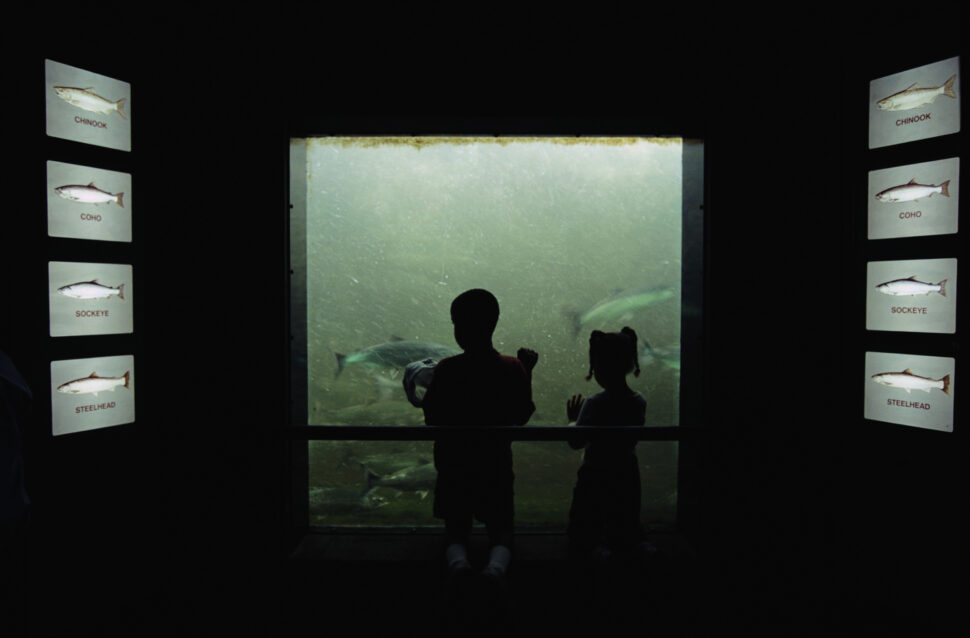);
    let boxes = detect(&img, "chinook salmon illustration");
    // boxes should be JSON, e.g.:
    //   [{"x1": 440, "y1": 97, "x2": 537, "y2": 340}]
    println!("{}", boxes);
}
[
  {"x1": 876, "y1": 276, "x2": 946, "y2": 297},
  {"x1": 57, "y1": 280, "x2": 125, "y2": 300},
  {"x1": 871, "y1": 369, "x2": 950, "y2": 394},
  {"x1": 55, "y1": 182, "x2": 124, "y2": 207},
  {"x1": 876, "y1": 74, "x2": 957, "y2": 111},
  {"x1": 875, "y1": 178, "x2": 950, "y2": 203},
  {"x1": 57, "y1": 371, "x2": 130, "y2": 396},
  {"x1": 53, "y1": 86, "x2": 127, "y2": 119}
]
